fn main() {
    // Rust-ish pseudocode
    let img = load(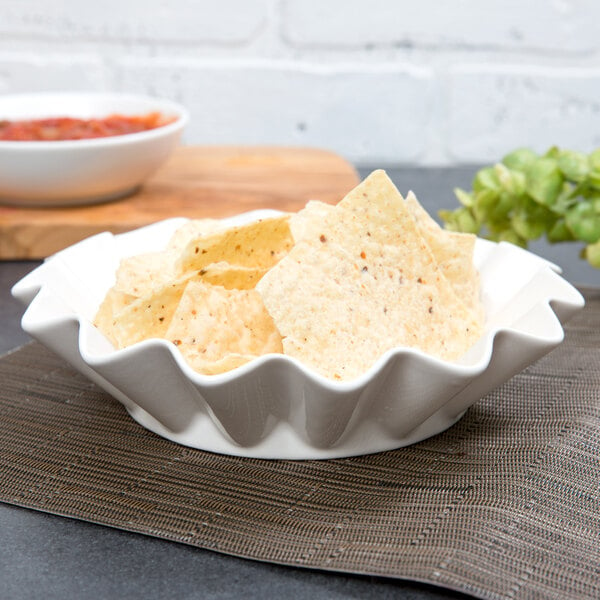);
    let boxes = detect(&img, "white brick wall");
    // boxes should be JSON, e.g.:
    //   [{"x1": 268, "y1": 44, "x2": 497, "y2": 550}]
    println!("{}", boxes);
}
[
  {"x1": 446, "y1": 65, "x2": 600, "y2": 162},
  {"x1": 1, "y1": 0, "x2": 599, "y2": 166},
  {"x1": 282, "y1": 0, "x2": 599, "y2": 53},
  {"x1": 117, "y1": 60, "x2": 433, "y2": 163}
]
